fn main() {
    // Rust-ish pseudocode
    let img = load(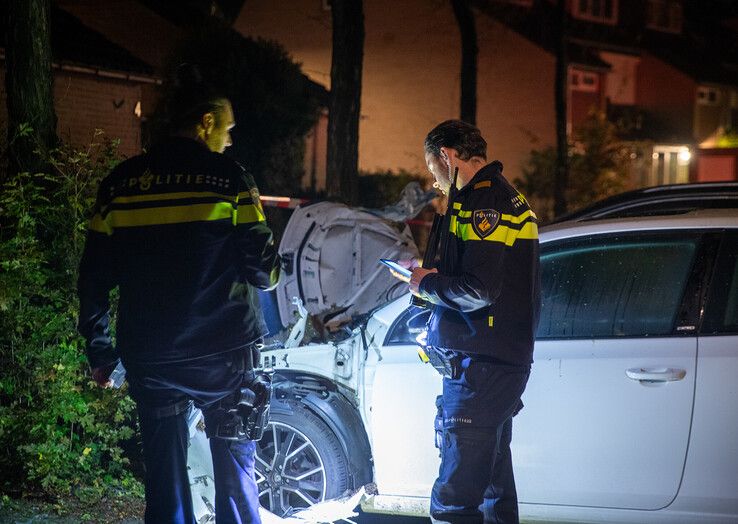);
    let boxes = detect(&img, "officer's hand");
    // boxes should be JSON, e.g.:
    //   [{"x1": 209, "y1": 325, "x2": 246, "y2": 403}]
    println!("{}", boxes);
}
[
  {"x1": 398, "y1": 259, "x2": 421, "y2": 270},
  {"x1": 388, "y1": 259, "x2": 421, "y2": 283},
  {"x1": 410, "y1": 267, "x2": 438, "y2": 296},
  {"x1": 91, "y1": 362, "x2": 117, "y2": 388}
]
